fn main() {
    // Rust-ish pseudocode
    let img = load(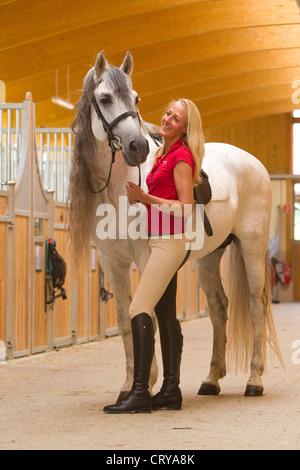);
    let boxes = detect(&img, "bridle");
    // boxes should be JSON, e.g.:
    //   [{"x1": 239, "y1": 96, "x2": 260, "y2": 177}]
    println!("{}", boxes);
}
[{"x1": 90, "y1": 95, "x2": 141, "y2": 193}]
